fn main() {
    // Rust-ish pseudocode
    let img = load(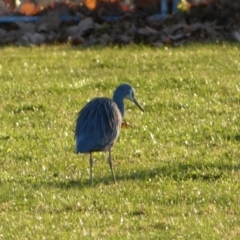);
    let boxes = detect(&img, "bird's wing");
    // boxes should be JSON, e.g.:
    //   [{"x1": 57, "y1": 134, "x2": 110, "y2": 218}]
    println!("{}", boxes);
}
[{"x1": 75, "y1": 98, "x2": 122, "y2": 153}]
